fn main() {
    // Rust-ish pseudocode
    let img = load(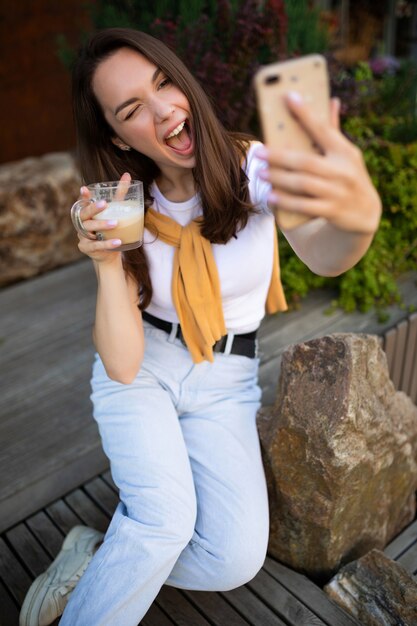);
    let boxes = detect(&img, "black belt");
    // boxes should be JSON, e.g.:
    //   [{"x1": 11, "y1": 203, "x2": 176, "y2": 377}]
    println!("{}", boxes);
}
[{"x1": 142, "y1": 311, "x2": 257, "y2": 358}]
